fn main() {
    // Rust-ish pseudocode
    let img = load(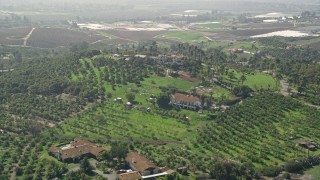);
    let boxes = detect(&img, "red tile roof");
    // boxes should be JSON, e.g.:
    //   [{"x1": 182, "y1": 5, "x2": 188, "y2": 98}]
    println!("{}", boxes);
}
[
  {"x1": 49, "y1": 139, "x2": 107, "y2": 160},
  {"x1": 125, "y1": 152, "x2": 157, "y2": 173},
  {"x1": 48, "y1": 147, "x2": 60, "y2": 153},
  {"x1": 172, "y1": 93, "x2": 200, "y2": 103},
  {"x1": 119, "y1": 171, "x2": 142, "y2": 180}
]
